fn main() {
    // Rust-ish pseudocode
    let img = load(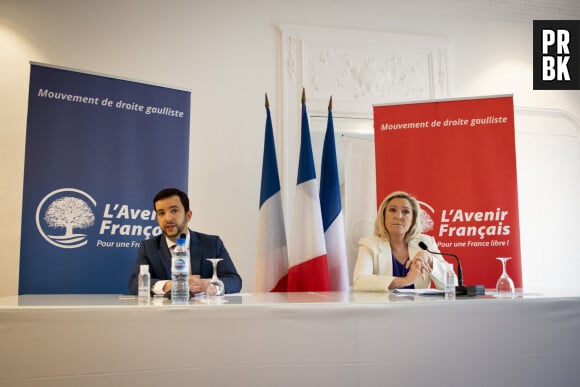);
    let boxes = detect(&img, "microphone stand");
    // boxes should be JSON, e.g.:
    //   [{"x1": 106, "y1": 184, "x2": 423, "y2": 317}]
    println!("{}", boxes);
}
[{"x1": 418, "y1": 242, "x2": 484, "y2": 296}]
